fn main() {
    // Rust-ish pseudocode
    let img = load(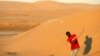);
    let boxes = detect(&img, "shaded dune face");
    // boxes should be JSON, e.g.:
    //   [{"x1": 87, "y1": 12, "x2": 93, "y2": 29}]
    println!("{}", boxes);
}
[{"x1": 2, "y1": 6, "x2": 100, "y2": 56}]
